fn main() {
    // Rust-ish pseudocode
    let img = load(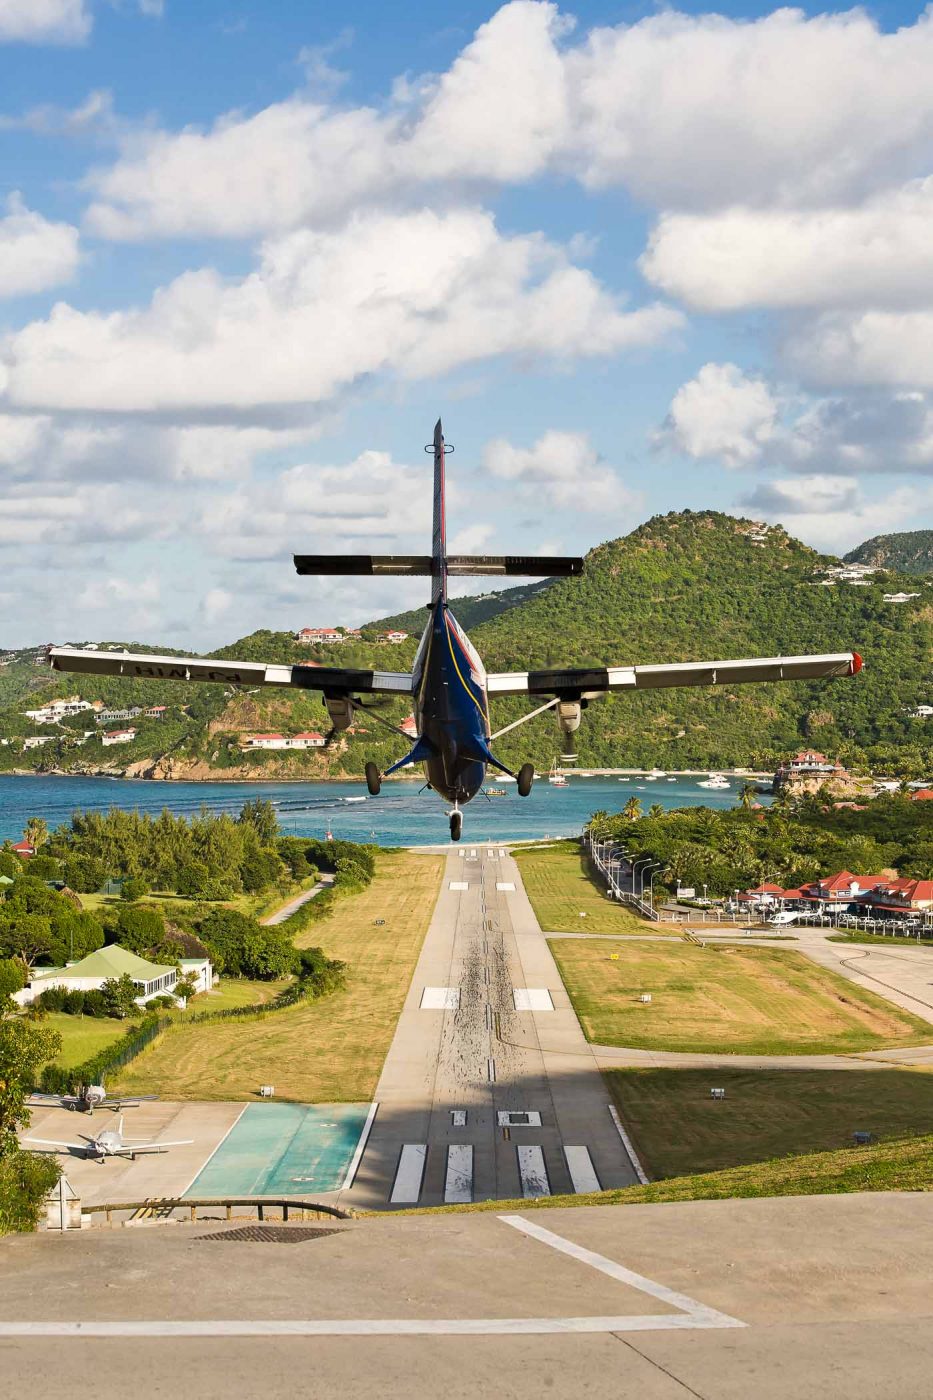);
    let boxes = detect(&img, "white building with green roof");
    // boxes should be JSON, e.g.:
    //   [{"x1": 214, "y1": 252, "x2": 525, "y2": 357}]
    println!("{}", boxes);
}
[{"x1": 22, "y1": 944, "x2": 179, "y2": 1005}]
